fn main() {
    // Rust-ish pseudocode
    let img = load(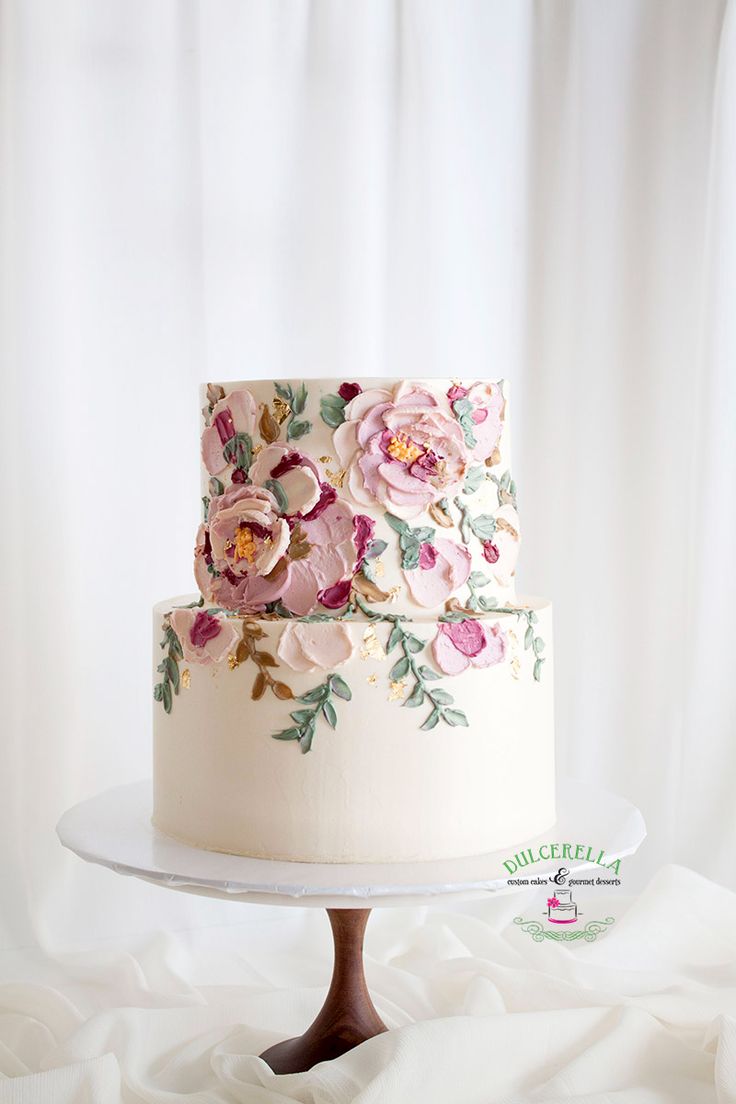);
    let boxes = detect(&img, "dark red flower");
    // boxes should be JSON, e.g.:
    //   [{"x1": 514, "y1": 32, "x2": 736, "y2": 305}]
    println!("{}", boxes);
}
[
  {"x1": 482, "y1": 541, "x2": 500, "y2": 564},
  {"x1": 338, "y1": 382, "x2": 362, "y2": 403},
  {"x1": 190, "y1": 611, "x2": 222, "y2": 648},
  {"x1": 318, "y1": 577, "x2": 353, "y2": 609}
]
